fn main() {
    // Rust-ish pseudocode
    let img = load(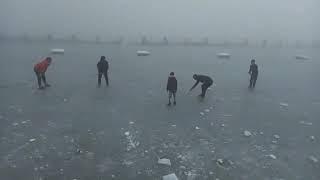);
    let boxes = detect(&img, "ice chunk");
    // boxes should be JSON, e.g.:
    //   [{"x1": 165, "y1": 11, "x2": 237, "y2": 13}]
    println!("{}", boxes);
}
[
  {"x1": 217, "y1": 53, "x2": 230, "y2": 58},
  {"x1": 124, "y1": 131, "x2": 130, "y2": 136},
  {"x1": 63, "y1": 98, "x2": 68, "y2": 102},
  {"x1": 221, "y1": 124, "x2": 225, "y2": 127},
  {"x1": 51, "y1": 48, "x2": 65, "y2": 54},
  {"x1": 204, "y1": 109, "x2": 210, "y2": 113},
  {"x1": 129, "y1": 121, "x2": 135, "y2": 125},
  {"x1": 273, "y1": 135, "x2": 280, "y2": 139},
  {"x1": 12, "y1": 123, "x2": 19, "y2": 126},
  {"x1": 310, "y1": 136, "x2": 315, "y2": 141},
  {"x1": 308, "y1": 156, "x2": 318, "y2": 163},
  {"x1": 280, "y1": 102, "x2": 289, "y2": 107},
  {"x1": 29, "y1": 138, "x2": 36, "y2": 142},
  {"x1": 217, "y1": 159, "x2": 224, "y2": 165},
  {"x1": 163, "y1": 173, "x2": 178, "y2": 180},
  {"x1": 195, "y1": 126, "x2": 200, "y2": 130},
  {"x1": 200, "y1": 112, "x2": 205, "y2": 116},
  {"x1": 210, "y1": 122, "x2": 214, "y2": 126},
  {"x1": 299, "y1": 121, "x2": 313, "y2": 126},
  {"x1": 295, "y1": 55, "x2": 310, "y2": 60},
  {"x1": 268, "y1": 154, "x2": 277, "y2": 160},
  {"x1": 244, "y1": 130, "x2": 252, "y2": 137},
  {"x1": 171, "y1": 125, "x2": 177, "y2": 127},
  {"x1": 137, "y1": 50, "x2": 150, "y2": 56},
  {"x1": 158, "y1": 158, "x2": 171, "y2": 166}
]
